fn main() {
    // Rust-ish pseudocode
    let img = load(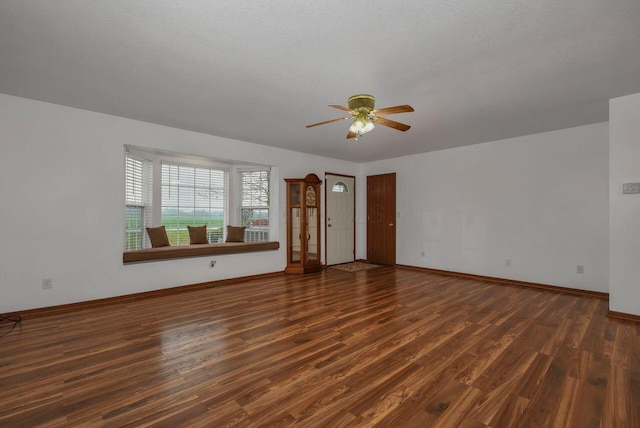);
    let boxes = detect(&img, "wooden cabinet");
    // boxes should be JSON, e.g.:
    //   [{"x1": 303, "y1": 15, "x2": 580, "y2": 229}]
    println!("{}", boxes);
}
[{"x1": 285, "y1": 173, "x2": 322, "y2": 274}]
